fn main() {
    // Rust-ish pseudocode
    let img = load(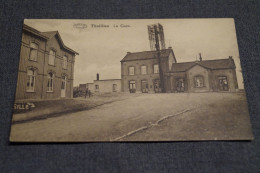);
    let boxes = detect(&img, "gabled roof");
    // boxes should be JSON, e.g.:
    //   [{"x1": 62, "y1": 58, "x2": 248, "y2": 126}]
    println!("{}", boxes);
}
[
  {"x1": 171, "y1": 58, "x2": 236, "y2": 72},
  {"x1": 121, "y1": 49, "x2": 174, "y2": 62},
  {"x1": 40, "y1": 31, "x2": 57, "y2": 39},
  {"x1": 23, "y1": 24, "x2": 79, "y2": 55},
  {"x1": 23, "y1": 24, "x2": 49, "y2": 40}
]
